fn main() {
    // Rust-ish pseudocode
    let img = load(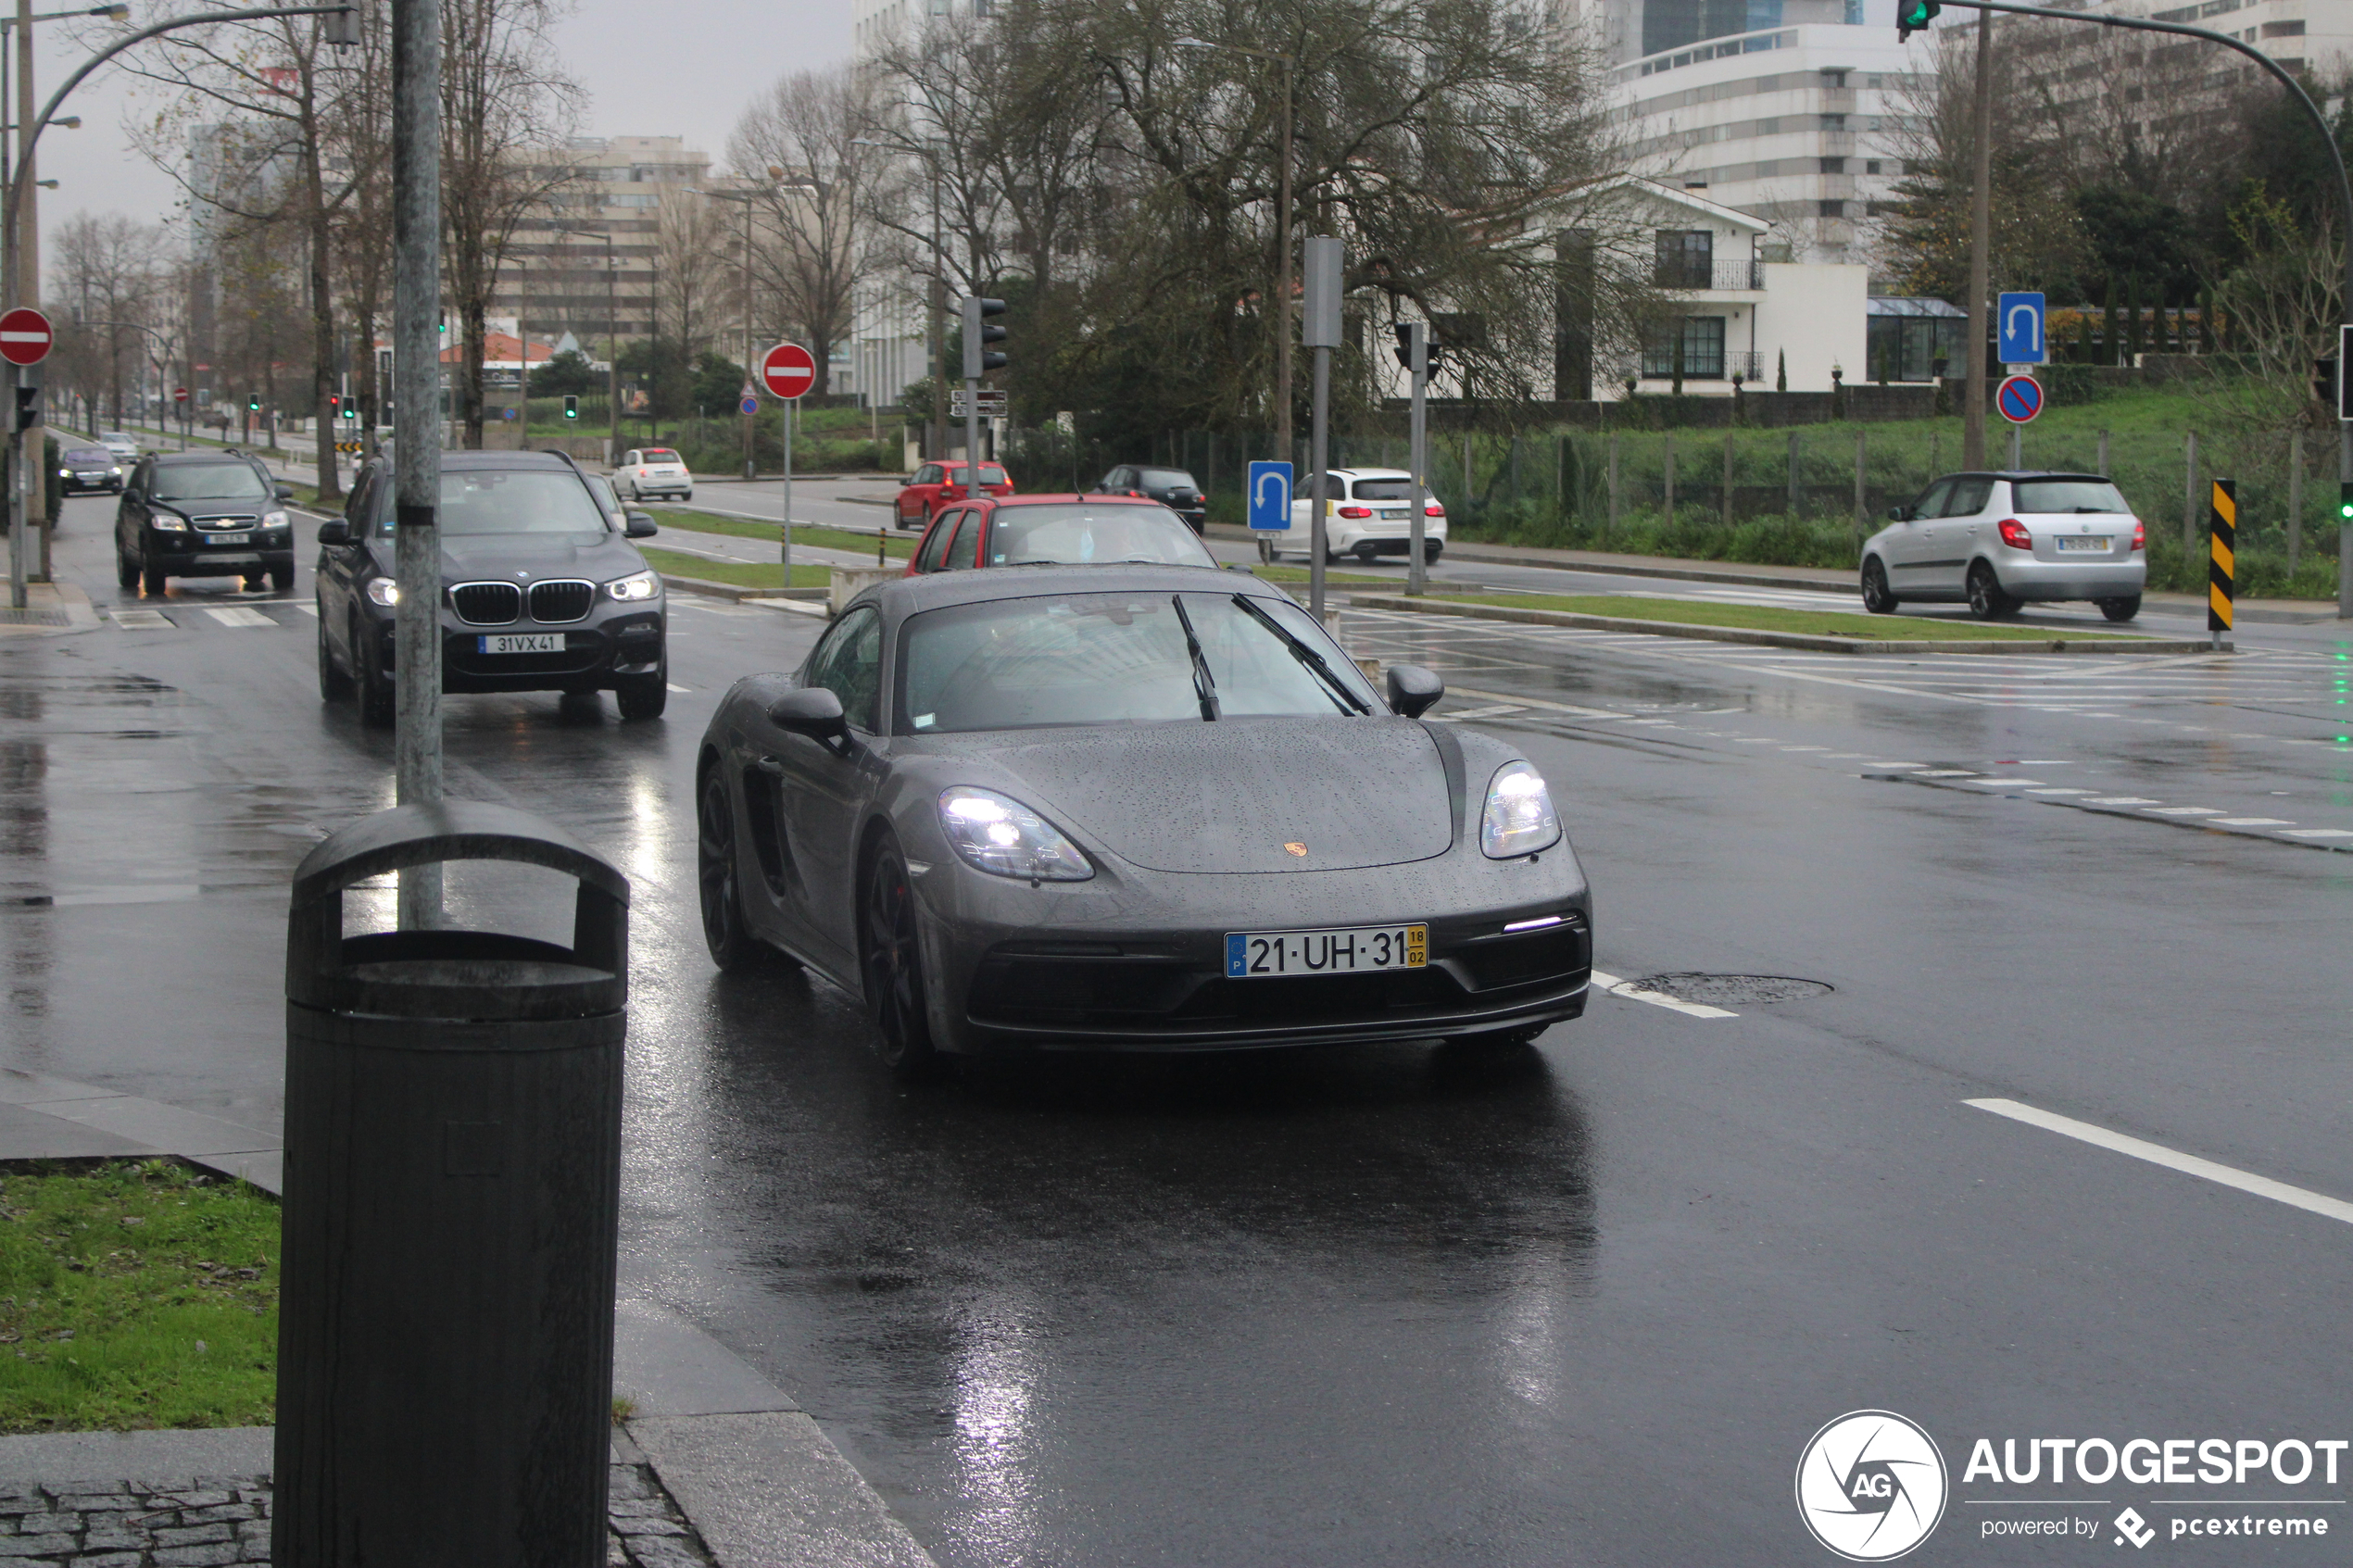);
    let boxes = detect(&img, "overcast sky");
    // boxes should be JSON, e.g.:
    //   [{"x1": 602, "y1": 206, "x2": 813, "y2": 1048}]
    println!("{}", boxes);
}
[{"x1": 30, "y1": 0, "x2": 855, "y2": 275}]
